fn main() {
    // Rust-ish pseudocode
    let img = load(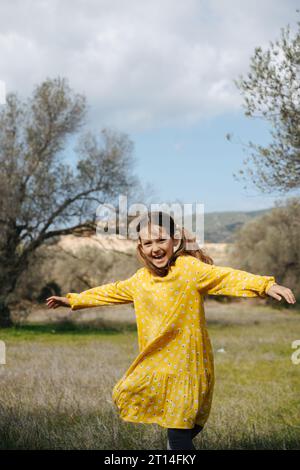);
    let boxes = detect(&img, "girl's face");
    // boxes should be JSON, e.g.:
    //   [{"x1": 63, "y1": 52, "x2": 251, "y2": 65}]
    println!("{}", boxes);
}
[{"x1": 138, "y1": 224, "x2": 179, "y2": 267}]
